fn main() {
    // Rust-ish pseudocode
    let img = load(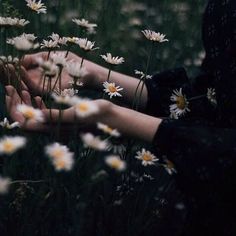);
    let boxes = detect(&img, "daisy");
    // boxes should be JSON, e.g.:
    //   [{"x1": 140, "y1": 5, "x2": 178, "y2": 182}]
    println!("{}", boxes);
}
[
  {"x1": 0, "y1": 118, "x2": 20, "y2": 129},
  {"x1": 101, "y1": 53, "x2": 124, "y2": 65},
  {"x1": 76, "y1": 38, "x2": 98, "y2": 51},
  {"x1": 0, "y1": 176, "x2": 11, "y2": 194},
  {"x1": 66, "y1": 61, "x2": 88, "y2": 78},
  {"x1": 70, "y1": 96, "x2": 99, "y2": 118},
  {"x1": 0, "y1": 17, "x2": 30, "y2": 27},
  {"x1": 142, "y1": 30, "x2": 169, "y2": 43},
  {"x1": 163, "y1": 158, "x2": 177, "y2": 175},
  {"x1": 72, "y1": 18, "x2": 97, "y2": 31},
  {"x1": 25, "y1": 0, "x2": 47, "y2": 14},
  {"x1": 45, "y1": 142, "x2": 74, "y2": 171},
  {"x1": 135, "y1": 148, "x2": 159, "y2": 166},
  {"x1": 103, "y1": 81, "x2": 123, "y2": 99},
  {"x1": 52, "y1": 88, "x2": 78, "y2": 105},
  {"x1": 50, "y1": 52, "x2": 67, "y2": 67},
  {"x1": 134, "y1": 70, "x2": 152, "y2": 80},
  {"x1": 40, "y1": 39, "x2": 60, "y2": 49},
  {"x1": 97, "y1": 122, "x2": 120, "y2": 137},
  {"x1": 63, "y1": 37, "x2": 80, "y2": 45},
  {"x1": 81, "y1": 133, "x2": 108, "y2": 151},
  {"x1": 7, "y1": 36, "x2": 38, "y2": 51},
  {"x1": 0, "y1": 56, "x2": 19, "y2": 65},
  {"x1": 36, "y1": 57, "x2": 58, "y2": 77},
  {"x1": 17, "y1": 104, "x2": 44, "y2": 122},
  {"x1": 105, "y1": 155, "x2": 126, "y2": 171},
  {"x1": 170, "y1": 88, "x2": 190, "y2": 117},
  {"x1": 0, "y1": 136, "x2": 26, "y2": 155},
  {"x1": 207, "y1": 88, "x2": 217, "y2": 106}
]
